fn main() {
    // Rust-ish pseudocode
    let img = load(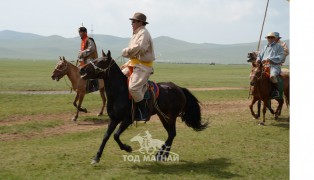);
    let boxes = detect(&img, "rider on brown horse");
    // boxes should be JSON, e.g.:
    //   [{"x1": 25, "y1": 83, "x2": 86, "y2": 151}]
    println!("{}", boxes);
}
[
  {"x1": 256, "y1": 32, "x2": 284, "y2": 98},
  {"x1": 78, "y1": 26, "x2": 99, "y2": 92}
]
